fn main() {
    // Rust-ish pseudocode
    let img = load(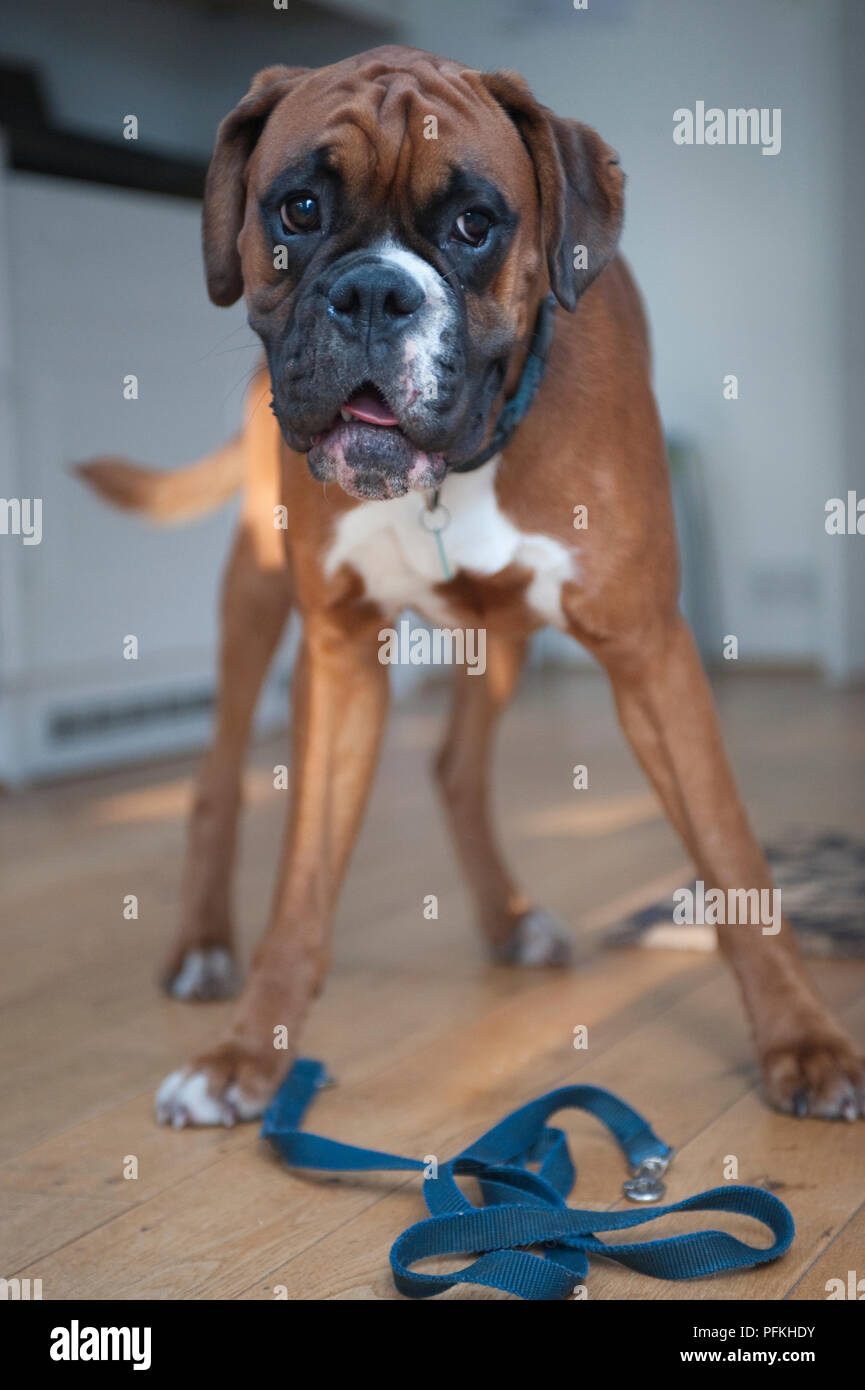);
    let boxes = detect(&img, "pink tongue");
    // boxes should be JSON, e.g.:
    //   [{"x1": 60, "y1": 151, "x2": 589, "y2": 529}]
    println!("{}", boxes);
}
[{"x1": 343, "y1": 390, "x2": 399, "y2": 427}]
